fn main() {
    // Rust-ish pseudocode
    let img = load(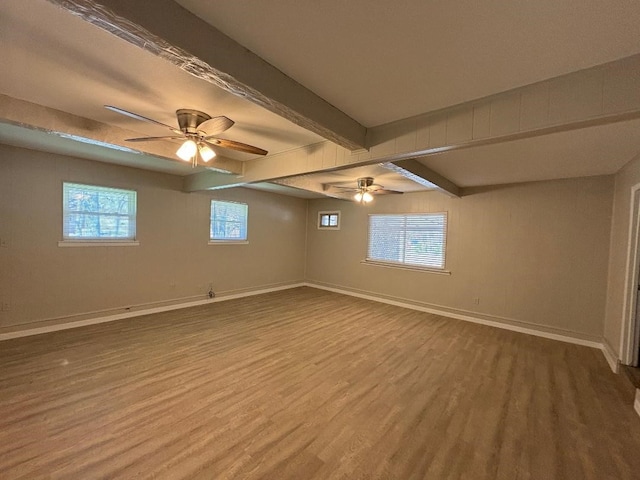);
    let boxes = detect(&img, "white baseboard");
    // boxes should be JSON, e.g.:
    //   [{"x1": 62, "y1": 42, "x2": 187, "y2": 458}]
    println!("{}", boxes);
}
[
  {"x1": 0, "y1": 282, "x2": 305, "y2": 341},
  {"x1": 601, "y1": 338, "x2": 621, "y2": 374},
  {"x1": 635, "y1": 390, "x2": 640, "y2": 418},
  {"x1": 3, "y1": 281, "x2": 617, "y2": 374},
  {"x1": 304, "y1": 282, "x2": 604, "y2": 350}
]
